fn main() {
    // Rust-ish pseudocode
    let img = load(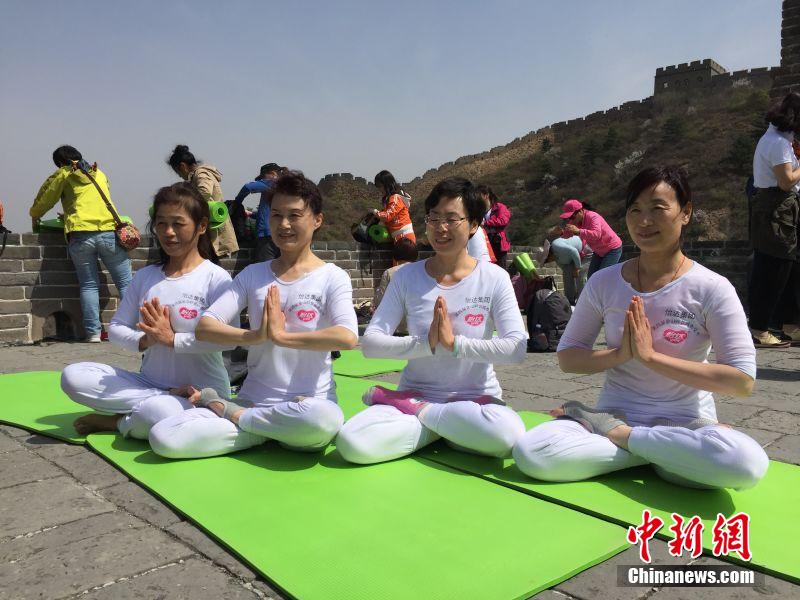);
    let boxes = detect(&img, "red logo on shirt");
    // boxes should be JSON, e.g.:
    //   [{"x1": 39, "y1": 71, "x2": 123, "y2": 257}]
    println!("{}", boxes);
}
[
  {"x1": 464, "y1": 313, "x2": 485, "y2": 327},
  {"x1": 178, "y1": 307, "x2": 198, "y2": 320},
  {"x1": 663, "y1": 328, "x2": 688, "y2": 344},
  {"x1": 297, "y1": 309, "x2": 317, "y2": 322}
]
